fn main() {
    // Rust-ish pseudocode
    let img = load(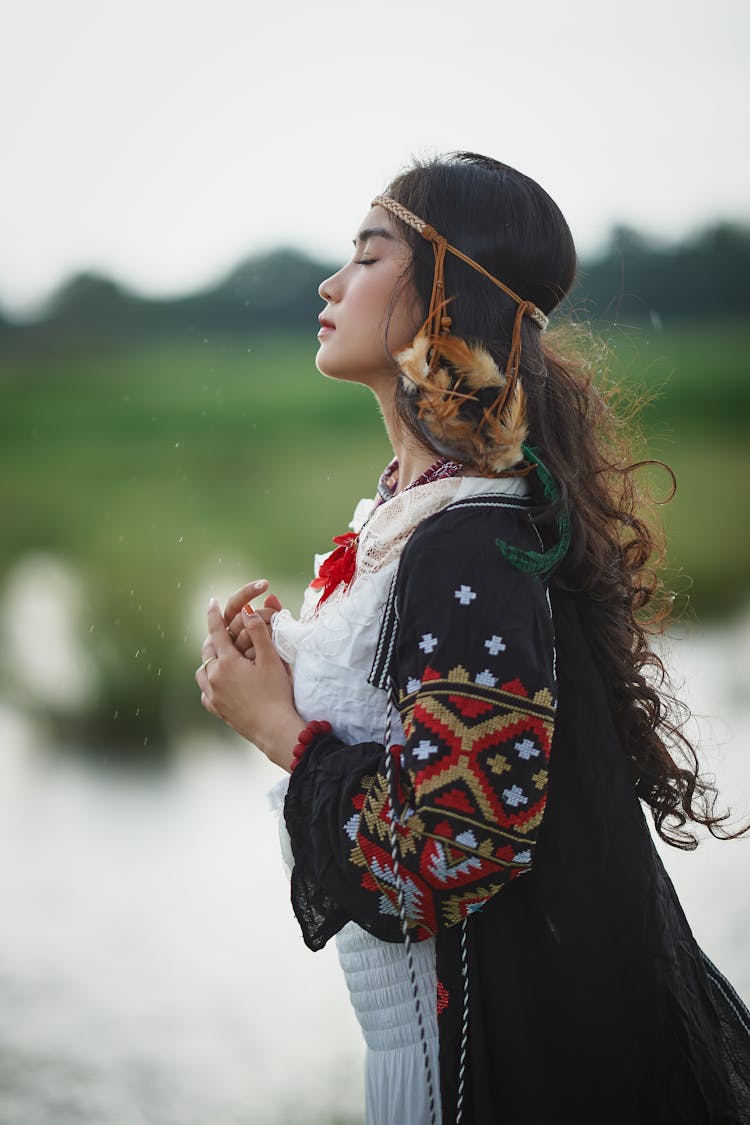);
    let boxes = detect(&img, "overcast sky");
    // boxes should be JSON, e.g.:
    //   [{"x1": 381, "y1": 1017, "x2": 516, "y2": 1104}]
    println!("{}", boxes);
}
[{"x1": 2, "y1": 0, "x2": 748, "y2": 316}]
